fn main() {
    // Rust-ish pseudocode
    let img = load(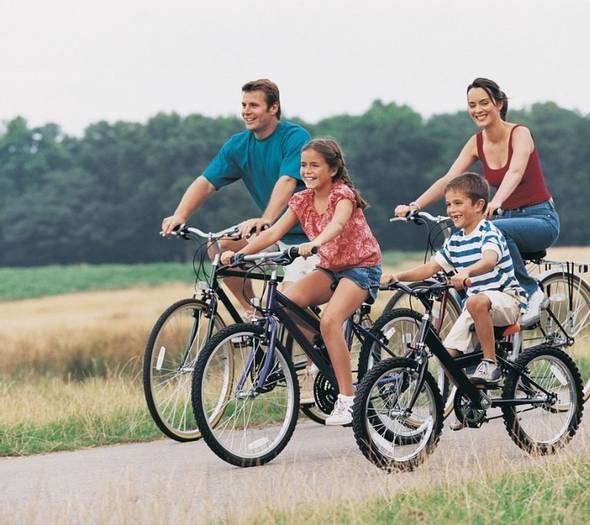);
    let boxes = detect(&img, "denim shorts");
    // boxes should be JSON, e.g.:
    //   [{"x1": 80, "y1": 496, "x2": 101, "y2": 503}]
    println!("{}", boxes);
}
[{"x1": 317, "y1": 265, "x2": 382, "y2": 304}]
